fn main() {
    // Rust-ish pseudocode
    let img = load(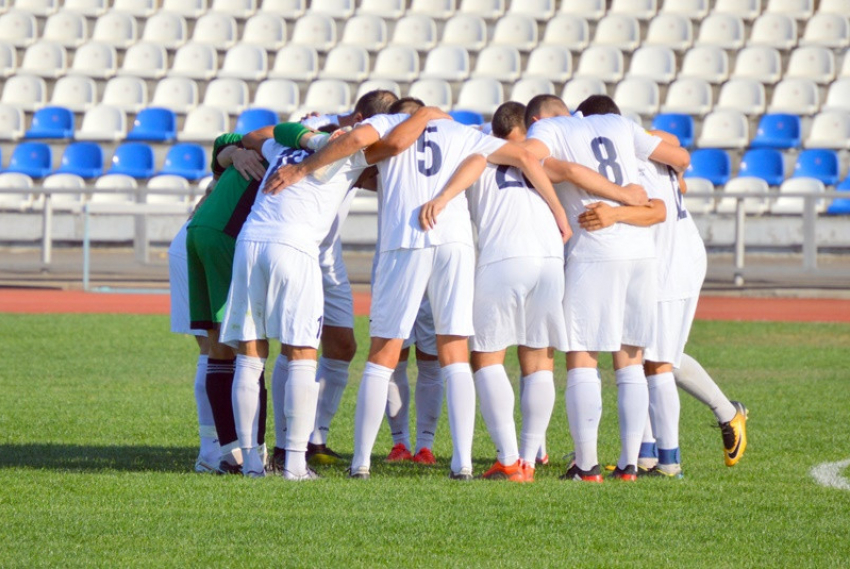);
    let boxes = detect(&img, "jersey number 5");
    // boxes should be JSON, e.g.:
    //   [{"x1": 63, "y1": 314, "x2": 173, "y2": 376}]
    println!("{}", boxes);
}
[
  {"x1": 416, "y1": 126, "x2": 442, "y2": 177},
  {"x1": 590, "y1": 136, "x2": 624, "y2": 185}
]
